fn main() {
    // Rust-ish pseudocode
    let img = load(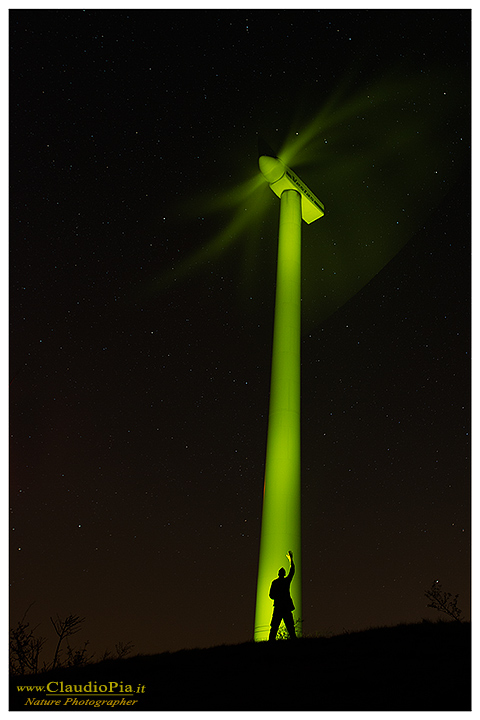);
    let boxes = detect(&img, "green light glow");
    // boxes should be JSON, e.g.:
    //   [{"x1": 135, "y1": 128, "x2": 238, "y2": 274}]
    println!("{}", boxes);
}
[
  {"x1": 139, "y1": 64, "x2": 467, "y2": 324},
  {"x1": 254, "y1": 188, "x2": 303, "y2": 641}
]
